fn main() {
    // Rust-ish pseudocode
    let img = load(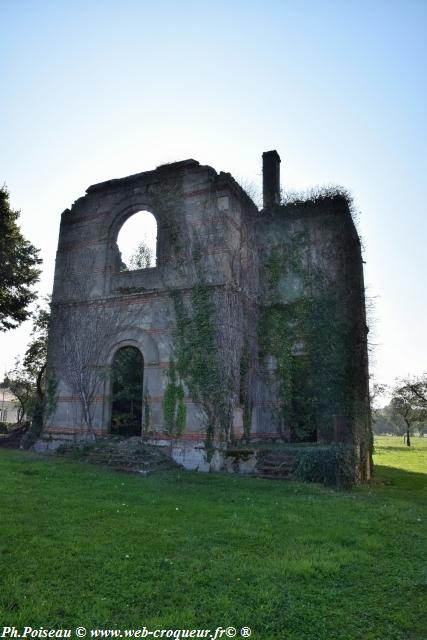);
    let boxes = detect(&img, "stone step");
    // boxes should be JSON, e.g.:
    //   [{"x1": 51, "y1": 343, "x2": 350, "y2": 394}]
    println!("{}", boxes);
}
[
  {"x1": 255, "y1": 471, "x2": 292, "y2": 480},
  {"x1": 258, "y1": 457, "x2": 295, "y2": 465},
  {"x1": 259, "y1": 454, "x2": 295, "y2": 463},
  {"x1": 59, "y1": 436, "x2": 180, "y2": 474},
  {"x1": 254, "y1": 448, "x2": 298, "y2": 481},
  {"x1": 257, "y1": 466, "x2": 294, "y2": 474},
  {"x1": 257, "y1": 460, "x2": 296, "y2": 468},
  {"x1": 257, "y1": 466, "x2": 293, "y2": 475}
]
